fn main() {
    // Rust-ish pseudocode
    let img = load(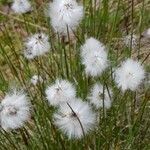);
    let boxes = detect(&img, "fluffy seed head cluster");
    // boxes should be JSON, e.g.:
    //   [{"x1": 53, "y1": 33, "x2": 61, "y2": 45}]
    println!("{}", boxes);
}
[
  {"x1": 53, "y1": 99, "x2": 96, "y2": 139},
  {"x1": 115, "y1": 59, "x2": 145, "y2": 91},
  {"x1": 24, "y1": 33, "x2": 50, "y2": 59},
  {"x1": 31, "y1": 75, "x2": 43, "y2": 85},
  {"x1": 45, "y1": 79, "x2": 76, "y2": 106},
  {"x1": 0, "y1": 90, "x2": 31, "y2": 130},
  {"x1": 89, "y1": 83, "x2": 112, "y2": 109},
  {"x1": 11, "y1": 0, "x2": 32, "y2": 14},
  {"x1": 142, "y1": 28, "x2": 150, "y2": 38},
  {"x1": 81, "y1": 37, "x2": 108, "y2": 77},
  {"x1": 49, "y1": 0, "x2": 84, "y2": 35}
]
